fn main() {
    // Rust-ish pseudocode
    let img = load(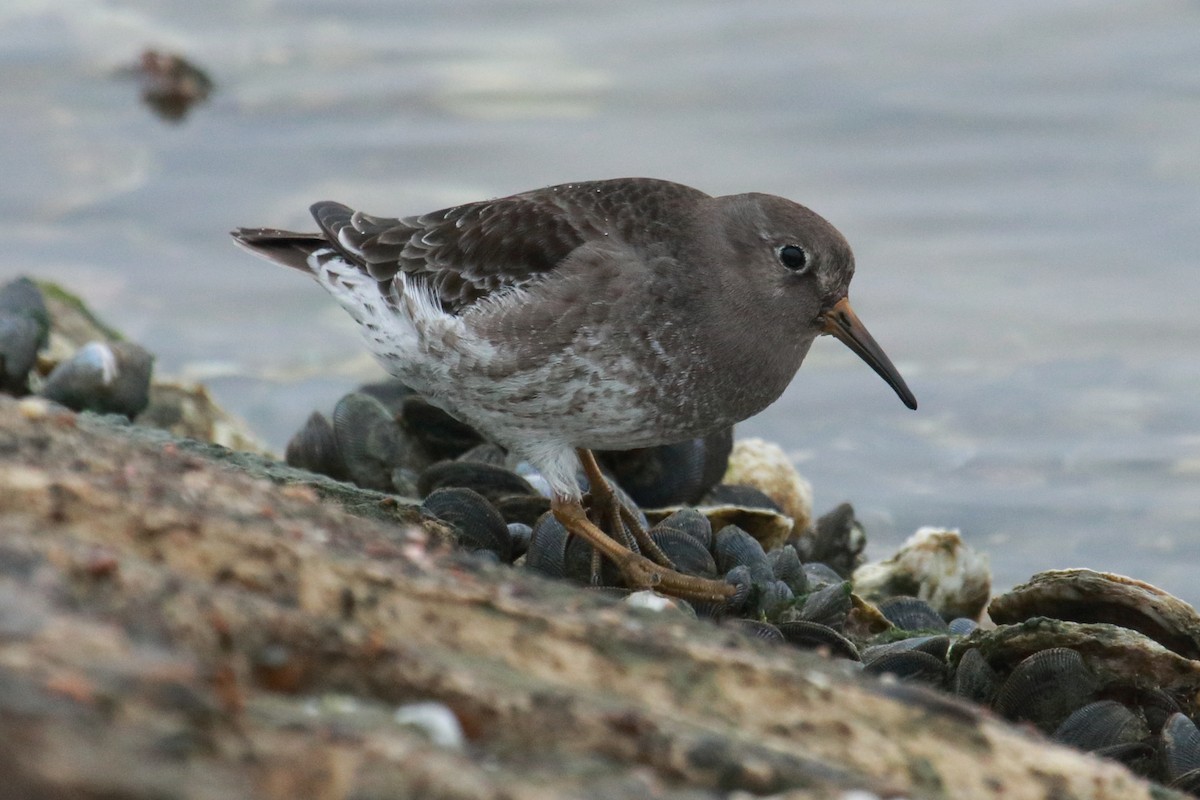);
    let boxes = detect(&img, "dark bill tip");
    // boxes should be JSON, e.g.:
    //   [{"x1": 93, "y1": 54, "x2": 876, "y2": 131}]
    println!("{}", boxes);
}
[{"x1": 822, "y1": 297, "x2": 918, "y2": 410}]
